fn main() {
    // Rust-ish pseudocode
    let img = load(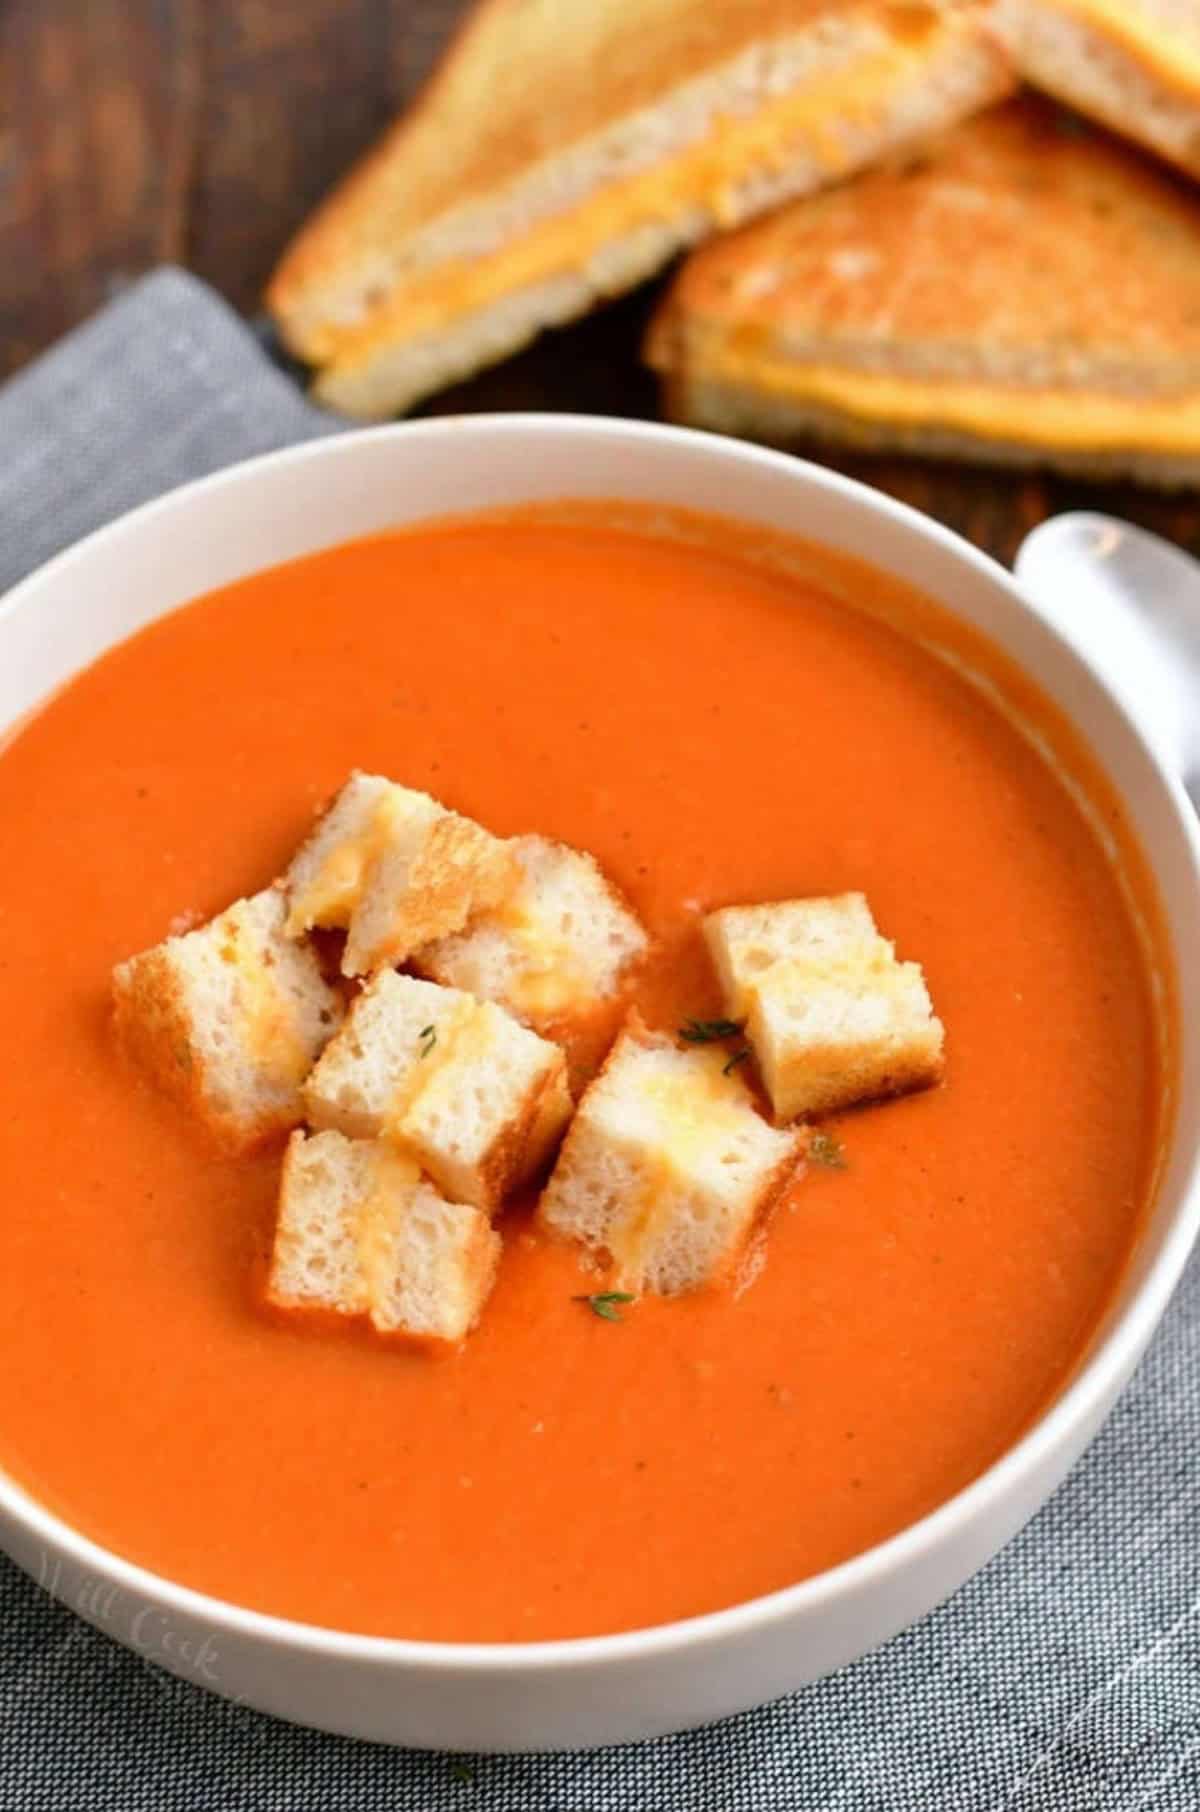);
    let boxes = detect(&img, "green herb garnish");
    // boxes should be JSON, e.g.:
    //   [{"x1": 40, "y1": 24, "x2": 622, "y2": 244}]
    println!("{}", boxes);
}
[
  {"x1": 722, "y1": 1048, "x2": 750, "y2": 1076},
  {"x1": 418, "y1": 1024, "x2": 437, "y2": 1057},
  {"x1": 808, "y1": 1130, "x2": 847, "y2": 1170},
  {"x1": 678, "y1": 1016, "x2": 744, "y2": 1045},
  {"x1": 574, "y1": 1291, "x2": 637, "y2": 1323}
]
